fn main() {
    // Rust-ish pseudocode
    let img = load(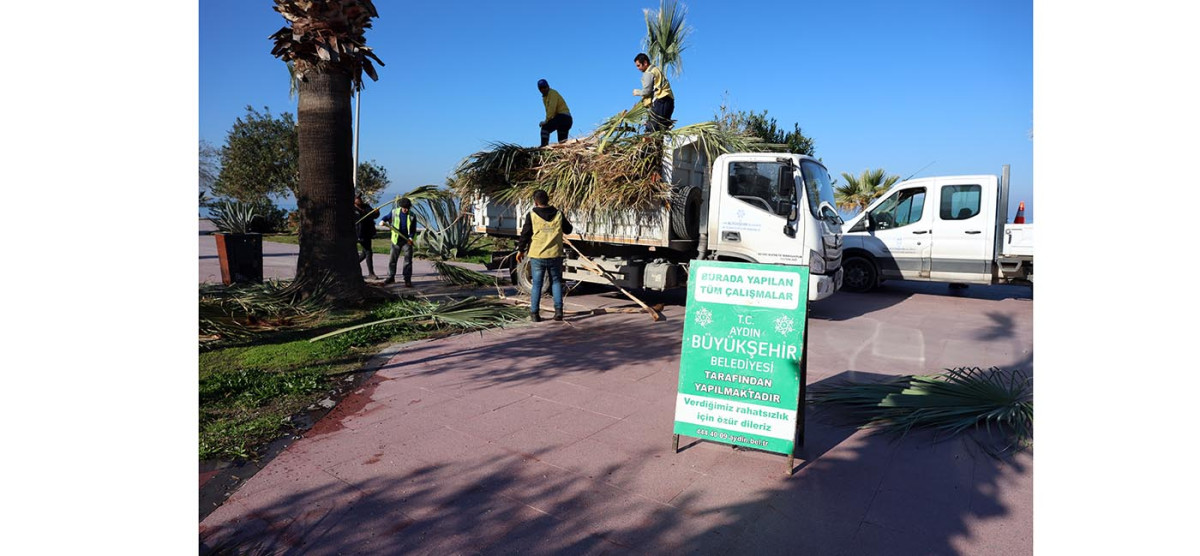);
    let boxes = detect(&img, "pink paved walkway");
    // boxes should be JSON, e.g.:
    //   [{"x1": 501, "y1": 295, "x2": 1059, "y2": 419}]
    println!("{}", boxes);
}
[{"x1": 200, "y1": 283, "x2": 1033, "y2": 554}]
